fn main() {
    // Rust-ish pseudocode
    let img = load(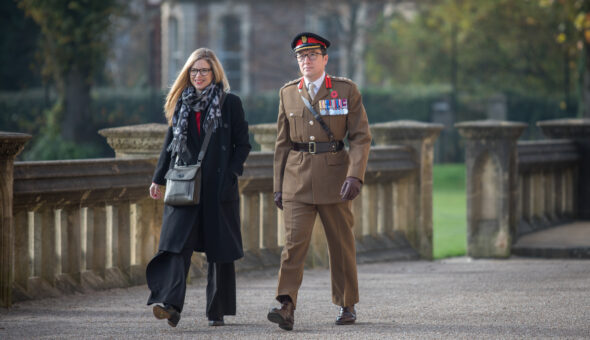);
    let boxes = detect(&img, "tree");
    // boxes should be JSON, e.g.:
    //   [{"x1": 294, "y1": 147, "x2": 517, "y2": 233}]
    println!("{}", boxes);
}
[
  {"x1": 0, "y1": 0, "x2": 40, "y2": 90},
  {"x1": 366, "y1": 0, "x2": 576, "y2": 102},
  {"x1": 18, "y1": 0, "x2": 122, "y2": 143}
]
